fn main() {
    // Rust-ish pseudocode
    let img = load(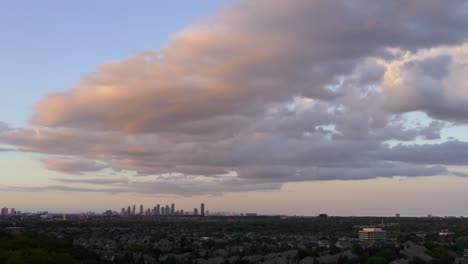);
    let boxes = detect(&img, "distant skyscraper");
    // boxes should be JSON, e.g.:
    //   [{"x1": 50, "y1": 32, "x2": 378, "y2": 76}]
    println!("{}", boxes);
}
[
  {"x1": 121, "y1": 208, "x2": 125, "y2": 215},
  {"x1": 156, "y1": 204, "x2": 160, "y2": 215},
  {"x1": 201, "y1": 203, "x2": 205, "y2": 216},
  {"x1": 165, "y1": 205, "x2": 170, "y2": 216},
  {"x1": 127, "y1": 206, "x2": 131, "y2": 216},
  {"x1": 10, "y1": 208, "x2": 15, "y2": 216},
  {"x1": 171, "y1": 203, "x2": 175, "y2": 215},
  {"x1": 140, "y1": 205, "x2": 143, "y2": 215},
  {"x1": 132, "y1": 205, "x2": 136, "y2": 215},
  {"x1": 1, "y1": 207, "x2": 8, "y2": 216},
  {"x1": 194, "y1": 208, "x2": 198, "y2": 215}
]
